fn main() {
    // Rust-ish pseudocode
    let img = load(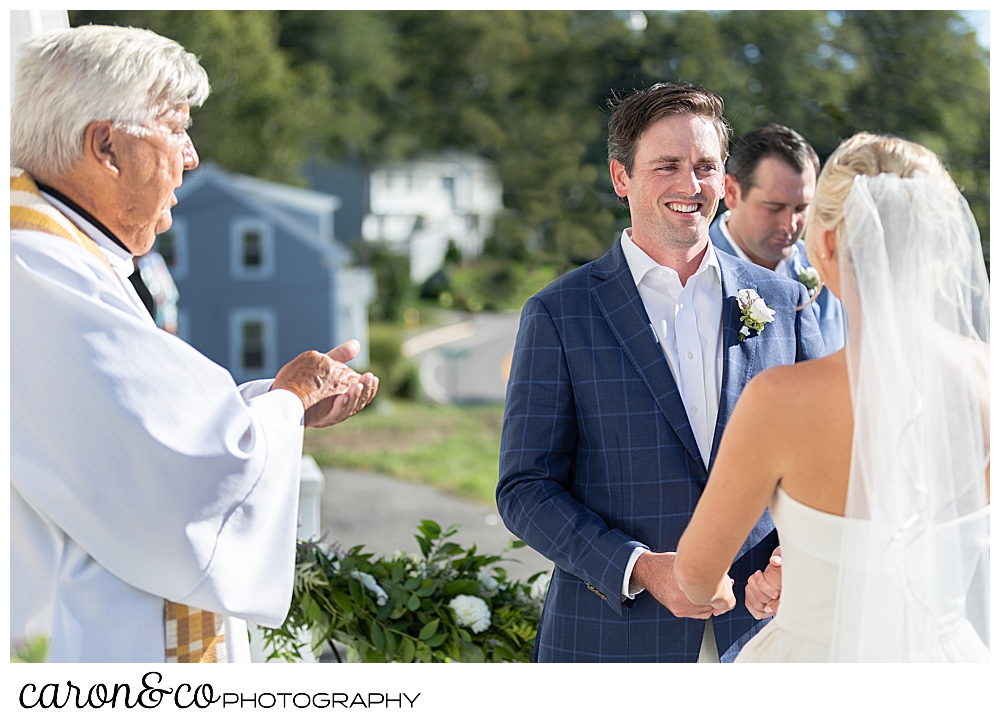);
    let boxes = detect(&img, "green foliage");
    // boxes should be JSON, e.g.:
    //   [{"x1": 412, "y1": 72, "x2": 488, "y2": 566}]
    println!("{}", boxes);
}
[
  {"x1": 304, "y1": 402, "x2": 503, "y2": 505},
  {"x1": 444, "y1": 261, "x2": 559, "y2": 313},
  {"x1": 70, "y1": 10, "x2": 334, "y2": 185},
  {"x1": 366, "y1": 324, "x2": 420, "y2": 399},
  {"x1": 10, "y1": 636, "x2": 48, "y2": 663},
  {"x1": 70, "y1": 10, "x2": 990, "y2": 262},
  {"x1": 262, "y1": 521, "x2": 546, "y2": 663},
  {"x1": 367, "y1": 249, "x2": 414, "y2": 323}
]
